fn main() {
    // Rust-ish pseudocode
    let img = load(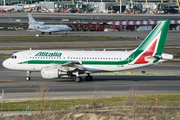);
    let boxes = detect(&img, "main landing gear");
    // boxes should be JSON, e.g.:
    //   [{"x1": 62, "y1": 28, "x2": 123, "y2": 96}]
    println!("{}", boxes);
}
[
  {"x1": 75, "y1": 74, "x2": 93, "y2": 82},
  {"x1": 25, "y1": 71, "x2": 31, "y2": 81},
  {"x1": 85, "y1": 74, "x2": 93, "y2": 81}
]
